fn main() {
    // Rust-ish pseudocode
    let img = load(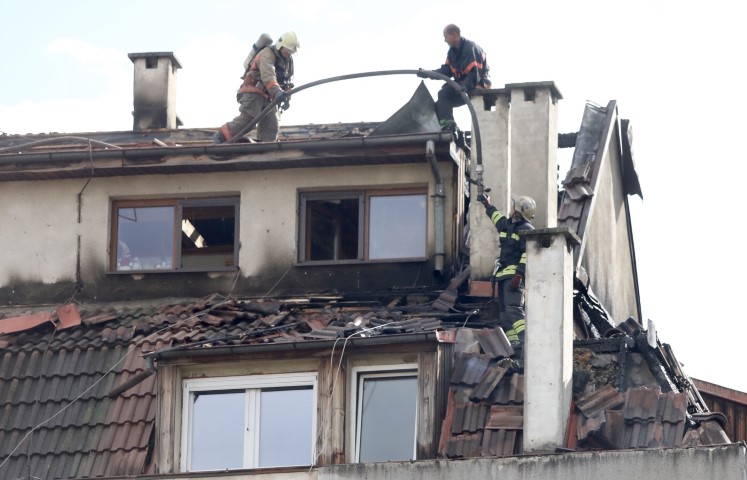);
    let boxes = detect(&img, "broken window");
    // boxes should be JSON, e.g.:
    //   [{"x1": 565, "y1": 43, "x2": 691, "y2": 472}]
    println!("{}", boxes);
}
[
  {"x1": 298, "y1": 189, "x2": 427, "y2": 263},
  {"x1": 182, "y1": 373, "x2": 317, "y2": 472},
  {"x1": 110, "y1": 197, "x2": 238, "y2": 272},
  {"x1": 351, "y1": 366, "x2": 418, "y2": 462}
]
